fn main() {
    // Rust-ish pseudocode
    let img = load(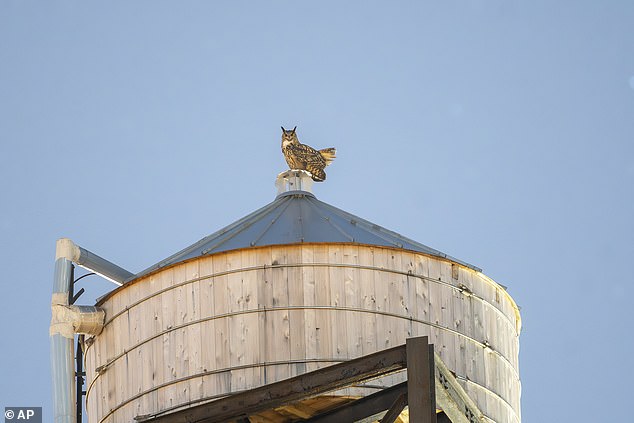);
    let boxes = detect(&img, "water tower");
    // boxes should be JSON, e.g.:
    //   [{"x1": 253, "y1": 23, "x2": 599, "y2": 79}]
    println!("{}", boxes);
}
[{"x1": 50, "y1": 170, "x2": 521, "y2": 423}]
